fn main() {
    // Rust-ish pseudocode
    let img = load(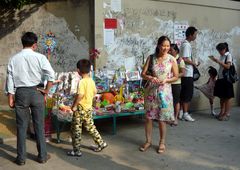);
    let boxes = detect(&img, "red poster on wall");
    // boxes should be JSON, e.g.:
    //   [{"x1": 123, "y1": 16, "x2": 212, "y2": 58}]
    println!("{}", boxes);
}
[{"x1": 104, "y1": 18, "x2": 117, "y2": 29}]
